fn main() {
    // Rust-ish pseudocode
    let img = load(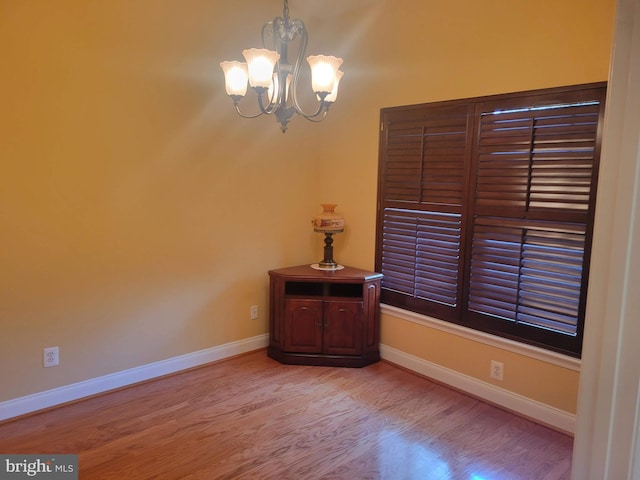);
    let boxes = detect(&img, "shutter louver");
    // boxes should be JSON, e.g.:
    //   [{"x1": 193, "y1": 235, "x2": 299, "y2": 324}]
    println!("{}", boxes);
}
[
  {"x1": 476, "y1": 111, "x2": 532, "y2": 212},
  {"x1": 381, "y1": 210, "x2": 418, "y2": 296},
  {"x1": 415, "y1": 211, "x2": 461, "y2": 306},
  {"x1": 421, "y1": 125, "x2": 468, "y2": 207},
  {"x1": 468, "y1": 222, "x2": 522, "y2": 320},
  {"x1": 518, "y1": 228, "x2": 585, "y2": 334},
  {"x1": 469, "y1": 219, "x2": 586, "y2": 335},
  {"x1": 476, "y1": 102, "x2": 600, "y2": 218},
  {"x1": 529, "y1": 105, "x2": 599, "y2": 212},
  {"x1": 381, "y1": 209, "x2": 461, "y2": 306},
  {"x1": 385, "y1": 126, "x2": 423, "y2": 203}
]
